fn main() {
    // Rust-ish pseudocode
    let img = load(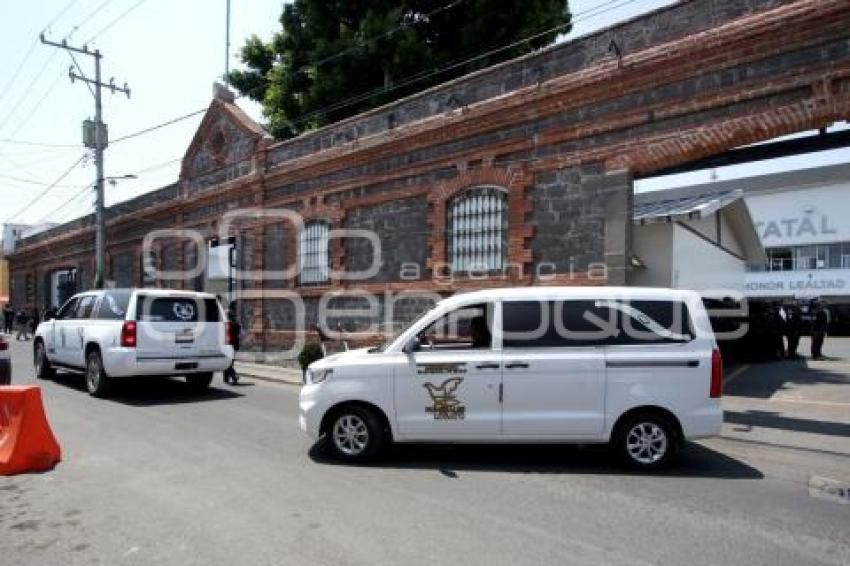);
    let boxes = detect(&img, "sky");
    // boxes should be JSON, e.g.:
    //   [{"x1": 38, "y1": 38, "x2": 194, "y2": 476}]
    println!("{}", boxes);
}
[{"x1": 0, "y1": 0, "x2": 847, "y2": 229}]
